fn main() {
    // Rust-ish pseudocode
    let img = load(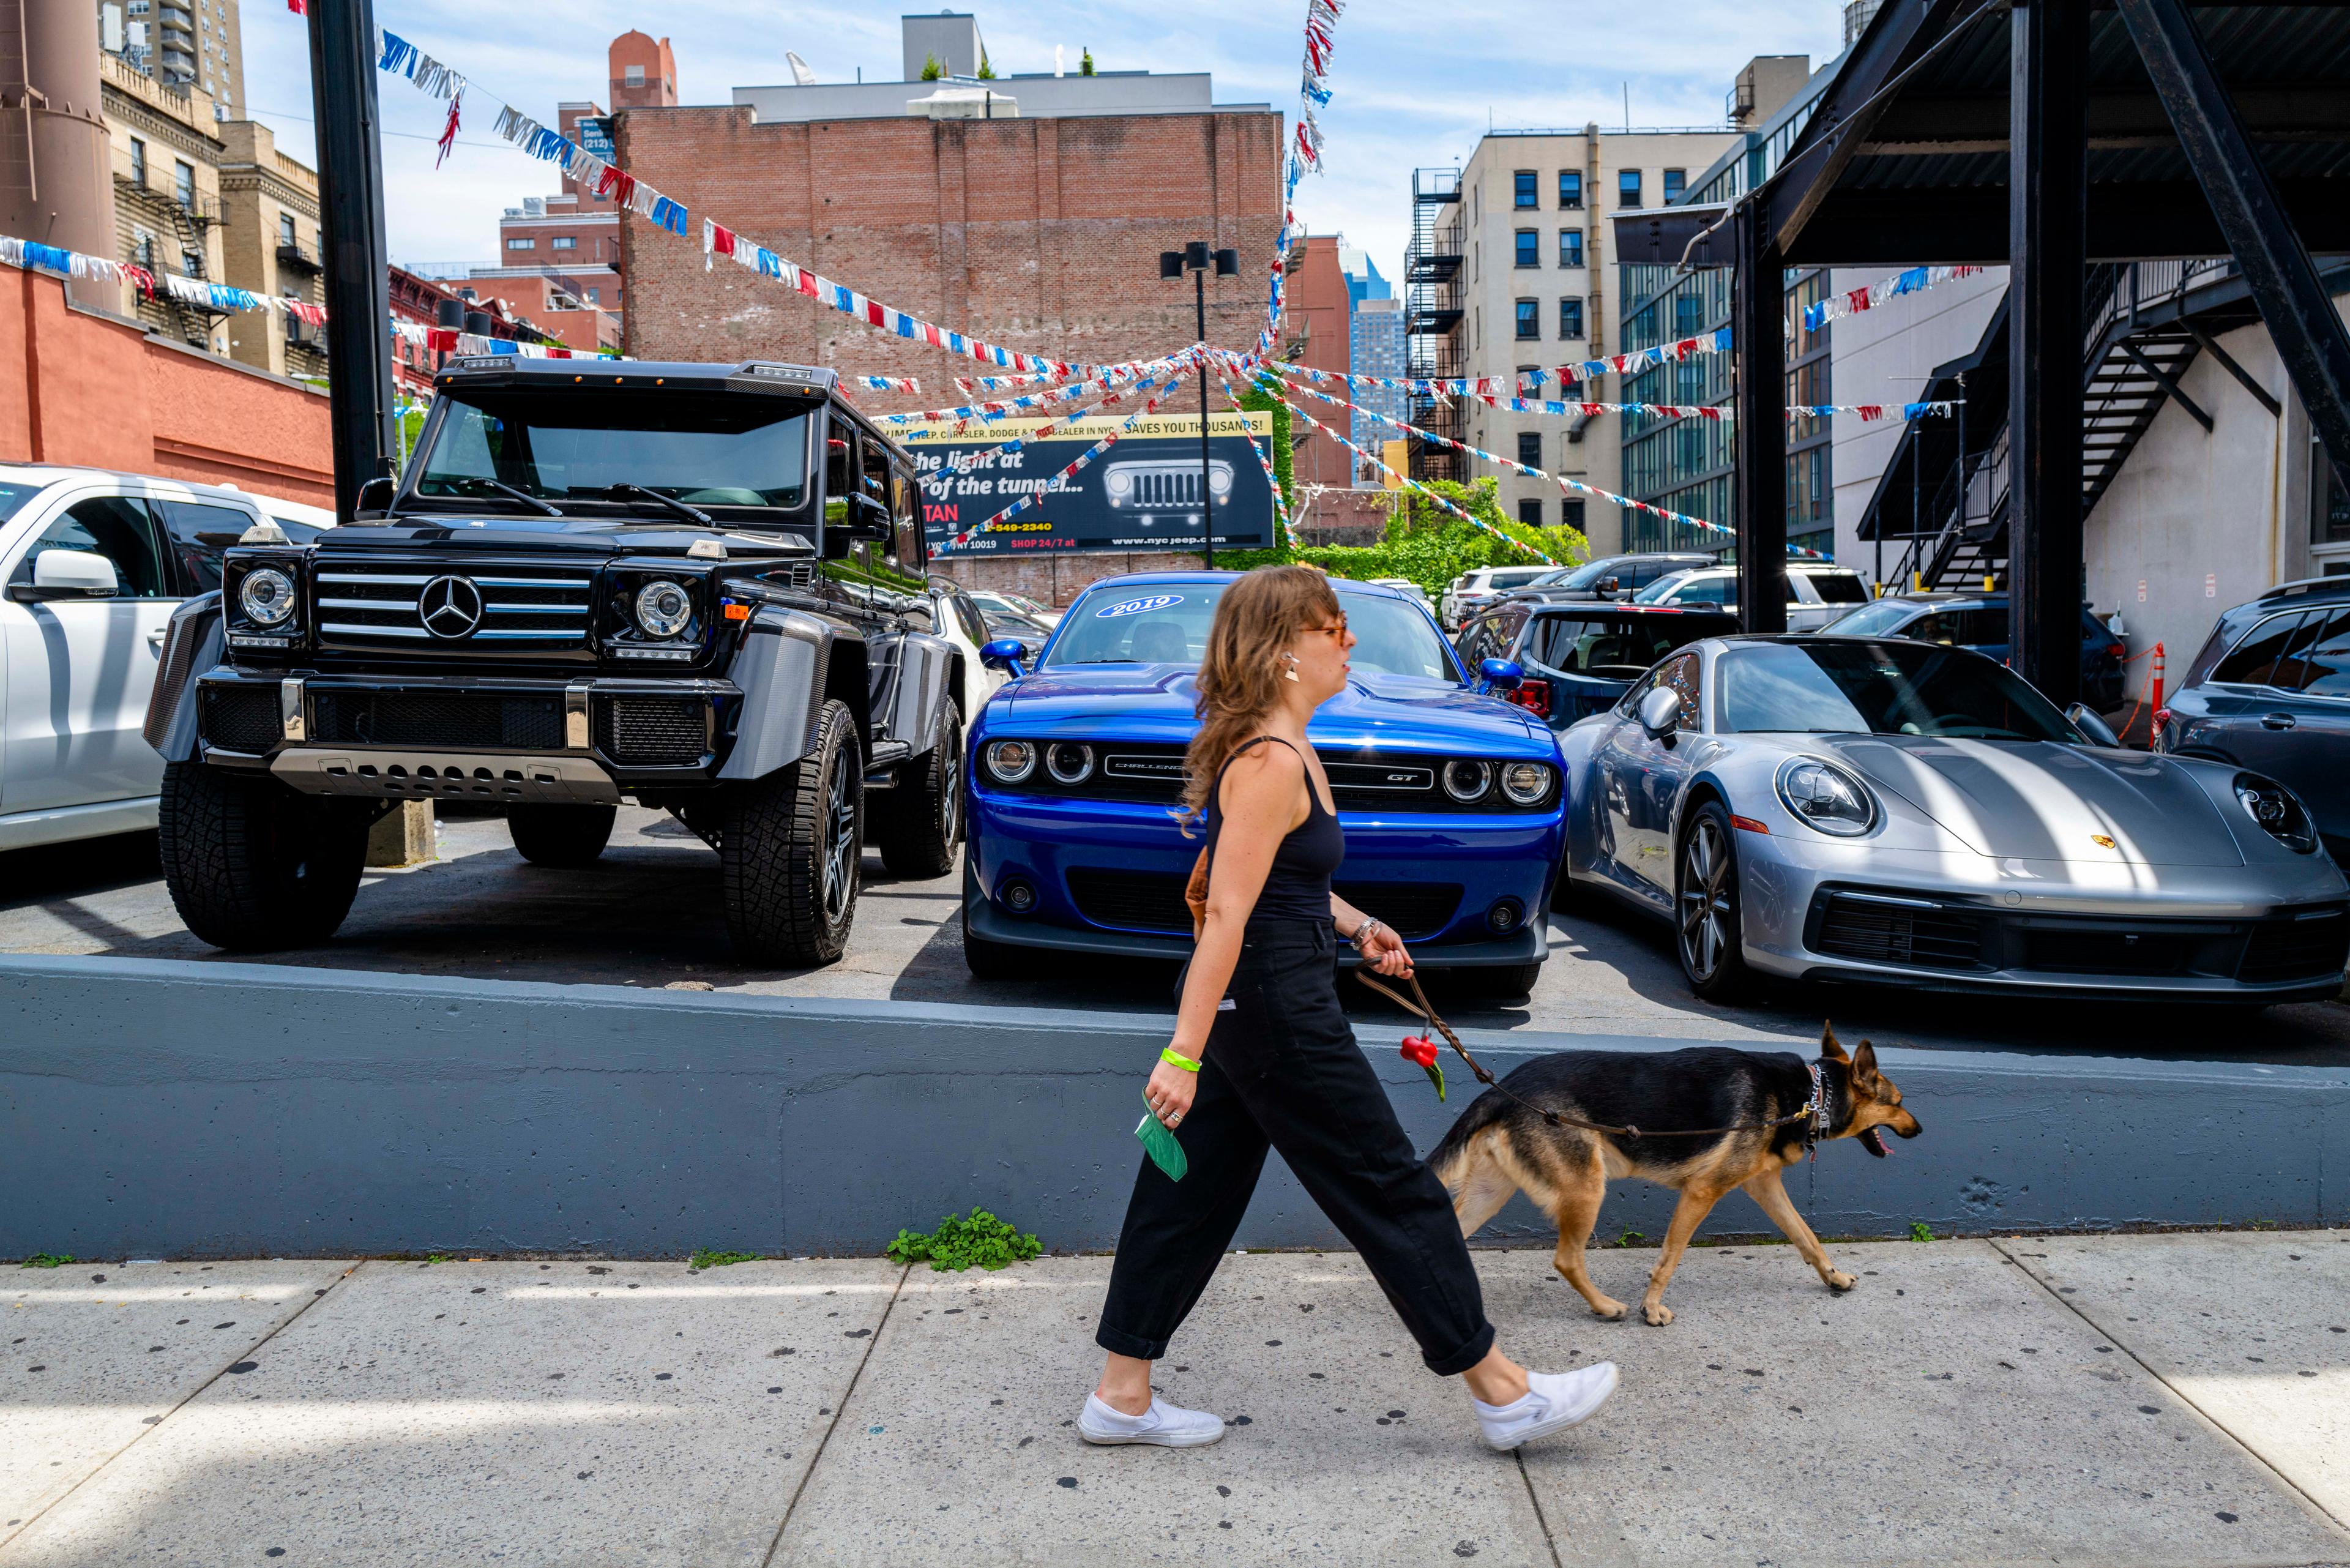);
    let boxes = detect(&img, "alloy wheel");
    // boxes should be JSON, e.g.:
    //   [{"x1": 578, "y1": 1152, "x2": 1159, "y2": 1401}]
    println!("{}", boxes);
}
[
  {"x1": 822, "y1": 745, "x2": 858, "y2": 922},
  {"x1": 1677, "y1": 816, "x2": 1734, "y2": 981}
]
